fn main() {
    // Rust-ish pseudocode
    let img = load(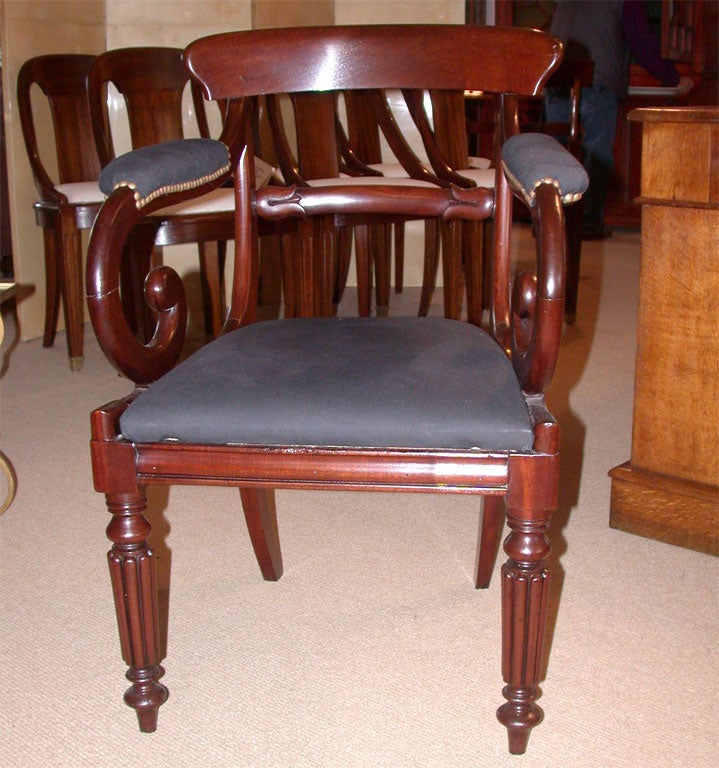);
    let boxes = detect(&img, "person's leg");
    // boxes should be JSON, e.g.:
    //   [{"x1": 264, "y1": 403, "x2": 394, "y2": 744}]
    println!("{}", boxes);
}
[
  {"x1": 543, "y1": 88, "x2": 571, "y2": 135},
  {"x1": 577, "y1": 85, "x2": 619, "y2": 238}
]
